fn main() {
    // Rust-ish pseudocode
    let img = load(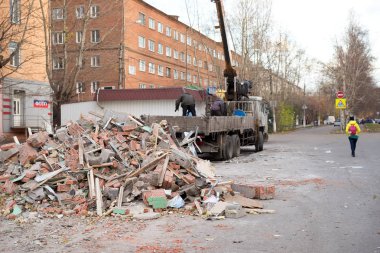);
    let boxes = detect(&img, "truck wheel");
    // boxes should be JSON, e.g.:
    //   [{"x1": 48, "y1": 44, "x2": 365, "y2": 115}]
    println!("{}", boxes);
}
[
  {"x1": 223, "y1": 135, "x2": 233, "y2": 160},
  {"x1": 258, "y1": 131, "x2": 264, "y2": 151},
  {"x1": 232, "y1": 134, "x2": 240, "y2": 157}
]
